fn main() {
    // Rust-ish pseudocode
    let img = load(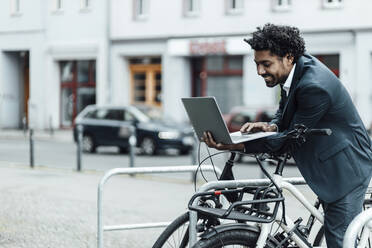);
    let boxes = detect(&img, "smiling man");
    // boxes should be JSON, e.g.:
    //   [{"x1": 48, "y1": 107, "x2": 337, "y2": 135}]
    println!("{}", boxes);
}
[{"x1": 202, "y1": 24, "x2": 372, "y2": 247}]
